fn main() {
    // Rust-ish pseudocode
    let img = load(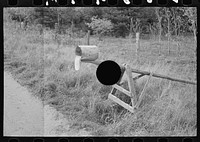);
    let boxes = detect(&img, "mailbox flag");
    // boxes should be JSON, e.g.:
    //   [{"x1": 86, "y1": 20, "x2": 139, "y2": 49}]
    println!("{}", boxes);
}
[{"x1": 75, "y1": 55, "x2": 81, "y2": 71}]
